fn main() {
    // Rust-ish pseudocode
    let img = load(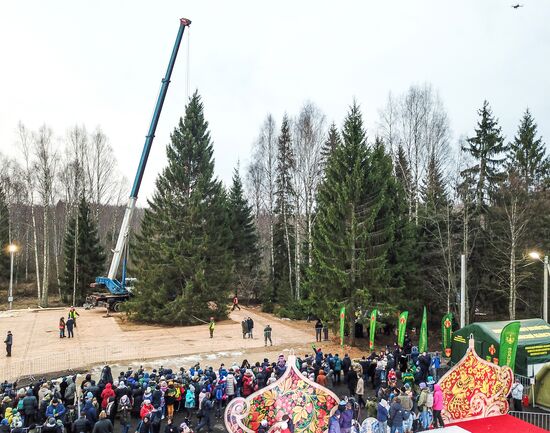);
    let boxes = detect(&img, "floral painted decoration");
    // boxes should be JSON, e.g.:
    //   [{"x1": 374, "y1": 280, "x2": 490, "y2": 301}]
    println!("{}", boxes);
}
[
  {"x1": 224, "y1": 354, "x2": 339, "y2": 433},
  {"x1": 438, "y1": 335, "x2": 513, "y2": 423}
]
